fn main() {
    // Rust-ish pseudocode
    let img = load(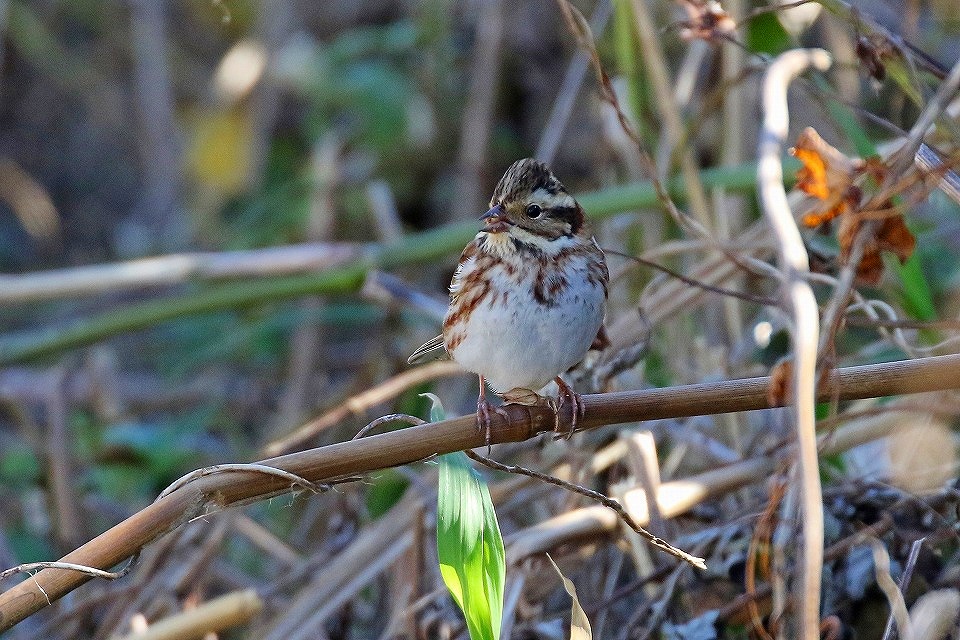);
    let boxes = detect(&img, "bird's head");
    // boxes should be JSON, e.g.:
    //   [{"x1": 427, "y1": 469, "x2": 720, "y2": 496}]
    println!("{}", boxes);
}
[{"x1": 479, "y1": 158, "x2": 585, "y2": 242}]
